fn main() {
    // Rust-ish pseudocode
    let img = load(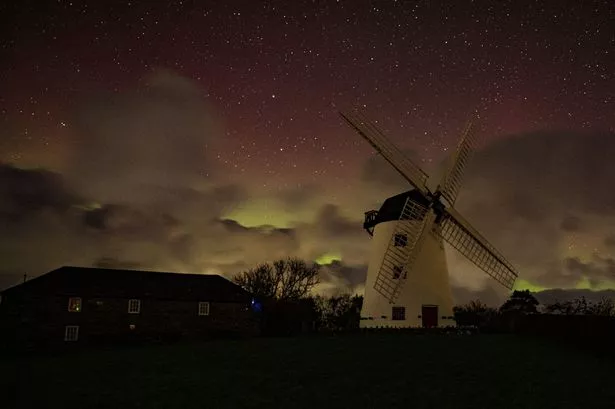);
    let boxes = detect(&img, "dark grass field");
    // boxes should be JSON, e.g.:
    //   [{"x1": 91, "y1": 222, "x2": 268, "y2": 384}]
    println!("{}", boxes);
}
[{"x1": 2, "y1": 333, "x2": 614, "y2": 409}]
